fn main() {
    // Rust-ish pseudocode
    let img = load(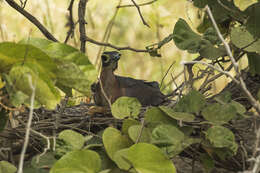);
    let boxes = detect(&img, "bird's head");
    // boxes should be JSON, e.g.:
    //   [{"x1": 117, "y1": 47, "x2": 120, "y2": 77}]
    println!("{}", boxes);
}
[{"x1": 101, "y1": 51, "x2": 121, "y2": 71}]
